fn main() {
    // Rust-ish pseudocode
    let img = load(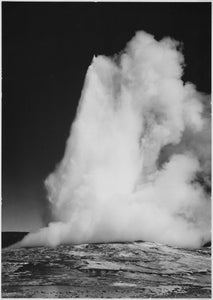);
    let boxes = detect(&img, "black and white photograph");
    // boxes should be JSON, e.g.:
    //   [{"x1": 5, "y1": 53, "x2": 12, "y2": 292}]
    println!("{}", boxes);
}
[{"x1": 2, "y1": 1, "x2": 211, "y2": 298}]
